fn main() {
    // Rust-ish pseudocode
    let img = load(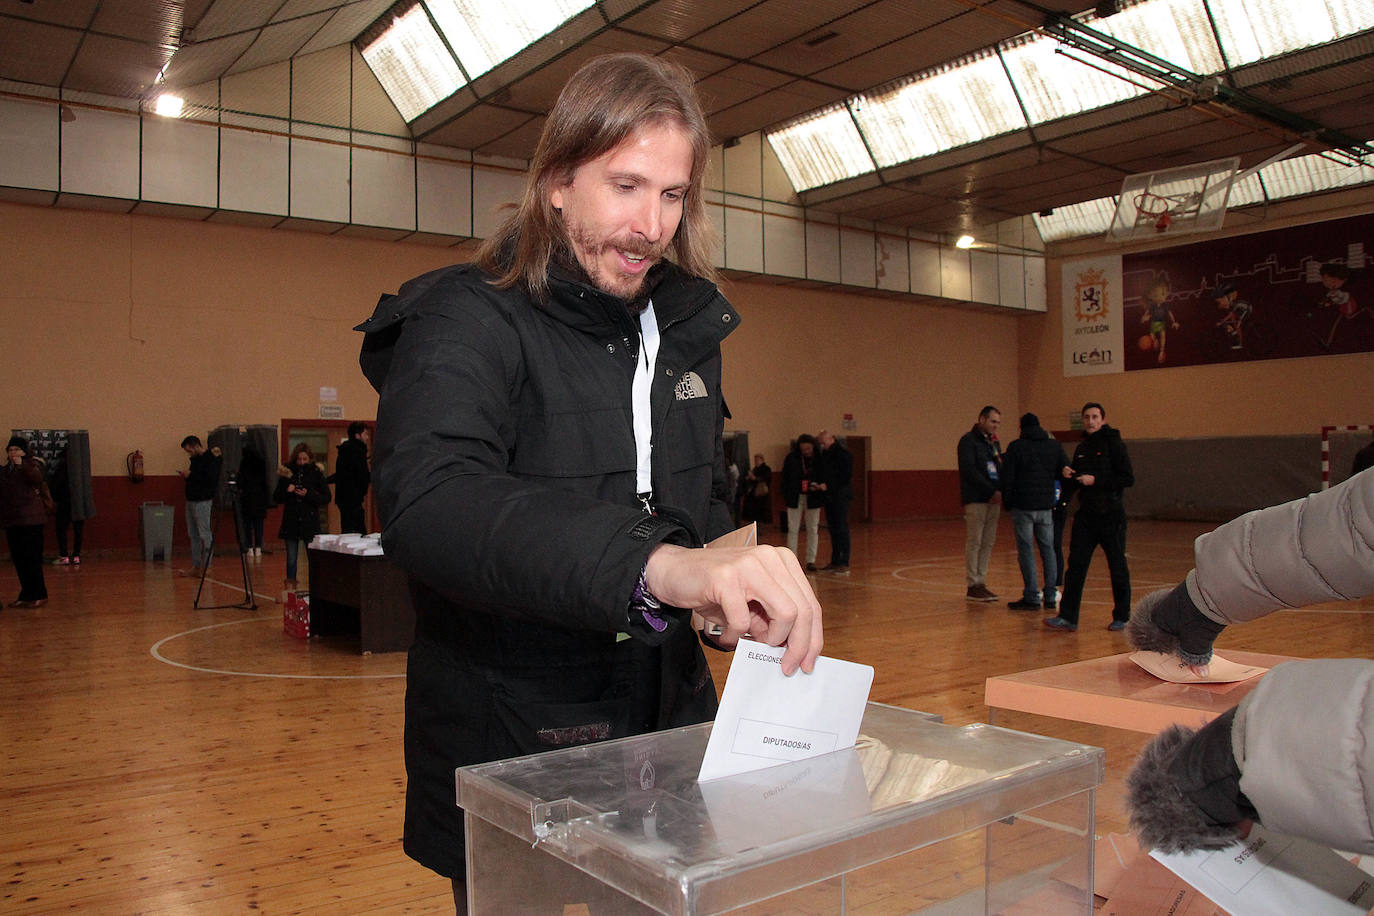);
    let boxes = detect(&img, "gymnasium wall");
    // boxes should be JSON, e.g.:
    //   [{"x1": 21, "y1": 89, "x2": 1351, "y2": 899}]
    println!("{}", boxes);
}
[
  {"x1": 5, "y1": 189, "x2": 1371, "y2": 549},
  {"x1": 1, "y1": 200, "x2": 1020, "y2": 547}
]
